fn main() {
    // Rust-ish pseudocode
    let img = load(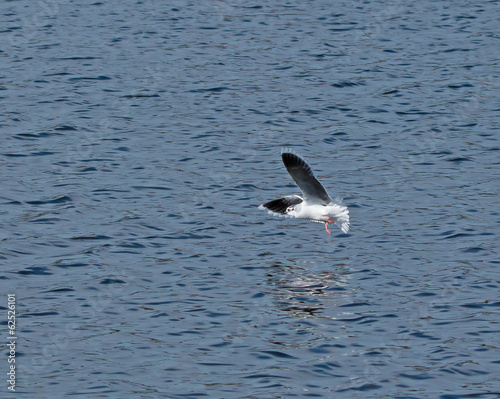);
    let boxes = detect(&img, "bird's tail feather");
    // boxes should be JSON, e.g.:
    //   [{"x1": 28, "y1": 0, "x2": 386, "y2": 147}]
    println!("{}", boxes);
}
[{"x1": 335, "y1": 206, "x2": 350, "y2": 233}]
